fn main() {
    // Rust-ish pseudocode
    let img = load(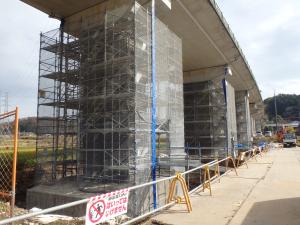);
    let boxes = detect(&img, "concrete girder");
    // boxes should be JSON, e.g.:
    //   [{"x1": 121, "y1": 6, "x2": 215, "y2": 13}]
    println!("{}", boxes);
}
[{"x1": 20, "y1": 0, "x2": 263, "y2": 106}]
